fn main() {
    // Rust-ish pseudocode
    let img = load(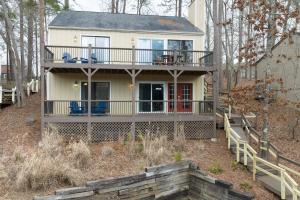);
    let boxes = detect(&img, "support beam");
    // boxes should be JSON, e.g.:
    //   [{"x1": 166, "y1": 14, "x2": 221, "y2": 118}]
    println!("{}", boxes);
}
[
  {"x1": 125, "y1": 68, "x2": 142, "y2": 140},
  {"x1": 87, "y1": 44, "x2": 92, "y2": 142},
  {"x1": 212, "y1": 71, "x2": 217, "y2": 137}
]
